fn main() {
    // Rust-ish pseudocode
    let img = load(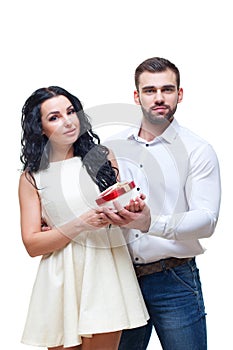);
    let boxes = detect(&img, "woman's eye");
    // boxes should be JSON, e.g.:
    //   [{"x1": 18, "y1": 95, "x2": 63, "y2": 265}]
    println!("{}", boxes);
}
[
  {"x1": 67, "y1": 108, "x2": 76, "y2": 115},
  {"x1": 48, "y1": 115, "x2": 58, "y2": 121}
]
